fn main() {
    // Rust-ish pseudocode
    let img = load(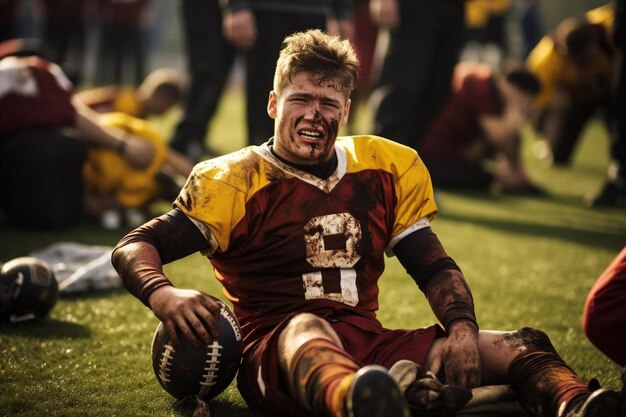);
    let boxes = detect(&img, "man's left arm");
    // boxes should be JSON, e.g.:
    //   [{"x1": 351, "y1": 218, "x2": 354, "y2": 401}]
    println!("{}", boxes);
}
[{"x1": 393, "y1": 226, "x2": 481, "y2": 388}]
